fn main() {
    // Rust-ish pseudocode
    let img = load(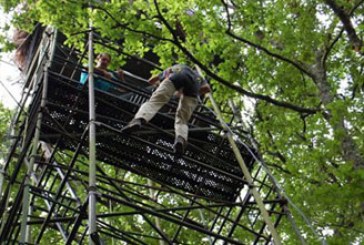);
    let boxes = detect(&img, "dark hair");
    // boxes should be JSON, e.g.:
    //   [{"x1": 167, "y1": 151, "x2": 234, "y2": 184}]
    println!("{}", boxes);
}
[{"x1": 13, "y1": 29, "x2": 31, "y2": 70}]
